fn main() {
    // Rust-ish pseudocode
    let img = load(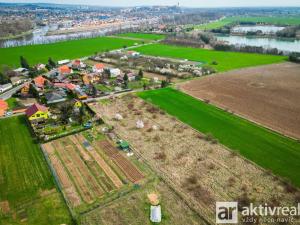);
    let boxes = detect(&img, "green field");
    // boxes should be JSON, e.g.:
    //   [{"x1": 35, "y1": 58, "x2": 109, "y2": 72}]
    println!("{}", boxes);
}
[
  {"x1": 192, "y1": 16, "x2": 300, "y2": 30},
  {"x1": 116, "y1": 32, "x2": 165, "y2": 40},
  {"x1": 134, "y1": 43, "x2": 286, "y2": 72},
  {"x1": 138, "y1": 88, "x2": 300, "y2": 187},
  {"x1": 189, "y1": 19, "x2": 232, "y2": 30},
  {"x1": 6, "y1": 98, "x2": 19, "y2": 110},
  {"x1": 0, "y1": 116, "x2": 72, "y2": 225},
  {"x1": 0, "y1": 37, "x2": 141, "y2": 69}
]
